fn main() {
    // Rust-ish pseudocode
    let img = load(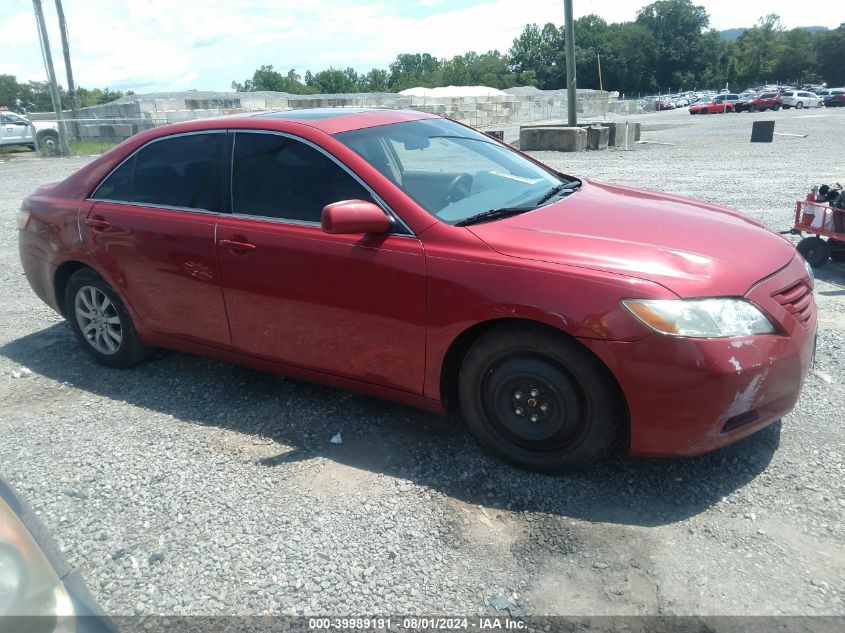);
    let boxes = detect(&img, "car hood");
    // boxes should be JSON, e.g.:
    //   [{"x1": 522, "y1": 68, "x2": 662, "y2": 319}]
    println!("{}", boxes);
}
[{"x1": 466, "y1": 180, "x2": 795, "y2": 298}]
